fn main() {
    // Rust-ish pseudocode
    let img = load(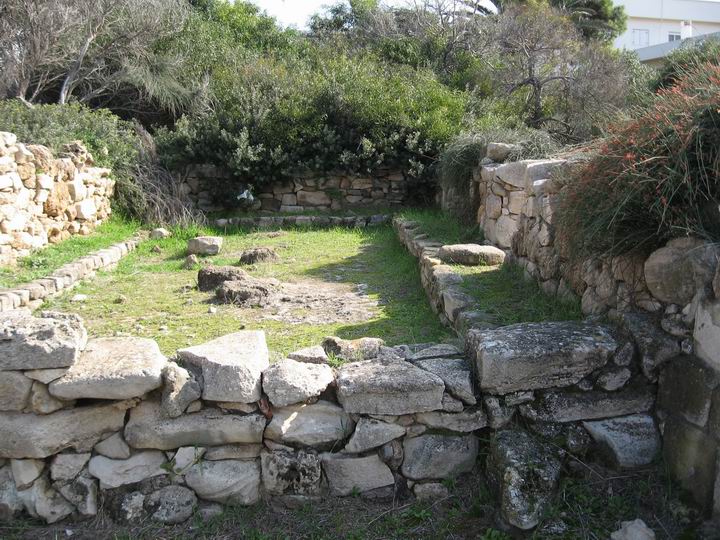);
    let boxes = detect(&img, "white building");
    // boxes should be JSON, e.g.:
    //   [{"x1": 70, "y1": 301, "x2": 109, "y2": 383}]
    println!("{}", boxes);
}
[{"x1": 614, "y1": 0, "x2": 720, "y2": 50}]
